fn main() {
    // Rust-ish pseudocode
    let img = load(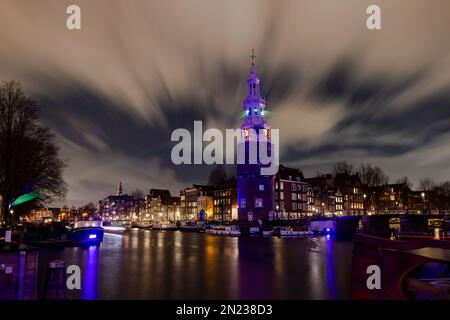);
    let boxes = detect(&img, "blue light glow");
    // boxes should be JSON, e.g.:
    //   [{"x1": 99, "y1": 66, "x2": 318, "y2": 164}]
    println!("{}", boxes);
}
[
  {"x1": 89, "y1": 234, "x2": 97, "y2": 239},
  {"x1": 82, "y1": 246, "x2": 98, "y2": 300}
]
